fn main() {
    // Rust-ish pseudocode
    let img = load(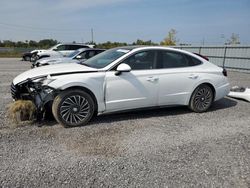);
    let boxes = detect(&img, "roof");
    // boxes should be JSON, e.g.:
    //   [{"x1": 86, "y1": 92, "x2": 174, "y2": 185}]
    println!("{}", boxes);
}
[{"x1": 77, "y1": 48, "x2": 105, "y2": 52}]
